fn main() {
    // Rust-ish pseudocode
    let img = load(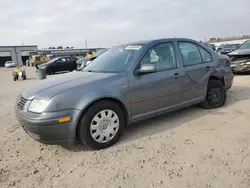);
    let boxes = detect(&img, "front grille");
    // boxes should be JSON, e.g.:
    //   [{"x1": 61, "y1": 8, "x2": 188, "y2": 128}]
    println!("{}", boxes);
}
[
  {"x1": 230, "y1": 55, "x2": 250, "y2": 62},
  {"x1": 17, "y1": 97, "x2": 27, "y2": 110}
]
